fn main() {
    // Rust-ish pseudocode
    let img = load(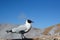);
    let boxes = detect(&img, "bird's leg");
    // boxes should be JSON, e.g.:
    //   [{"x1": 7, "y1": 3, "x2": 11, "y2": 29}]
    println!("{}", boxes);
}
[
  {"x1": 23, "y1": 34, "x2": 26, "y2": 39},
  {"x1": 21, "y1": 34, "x2": 26, "y2": 39},
  {"x1": 21, "y1": 34, "x2": 24, "y2": 39}
]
